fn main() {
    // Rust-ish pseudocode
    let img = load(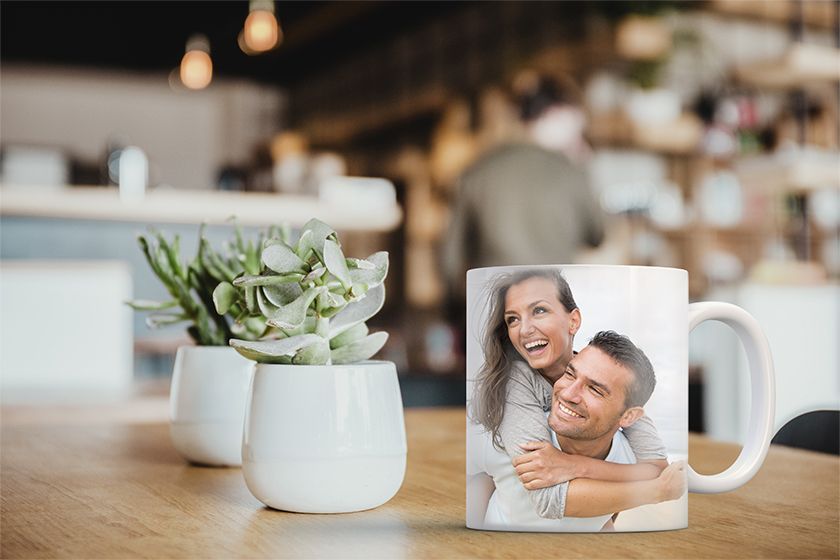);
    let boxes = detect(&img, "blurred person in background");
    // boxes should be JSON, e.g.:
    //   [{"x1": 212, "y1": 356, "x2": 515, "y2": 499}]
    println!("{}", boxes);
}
[{"x1": 442, "y1": 72, "x2": 605, "y2": 304}]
